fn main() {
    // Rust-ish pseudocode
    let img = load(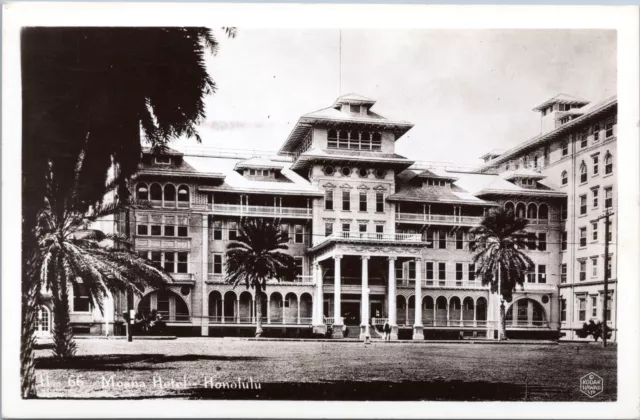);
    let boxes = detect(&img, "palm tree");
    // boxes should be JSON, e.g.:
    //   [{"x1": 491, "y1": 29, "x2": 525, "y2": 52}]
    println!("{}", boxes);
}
[
  {"x1": 224, "y1": 219, "x2": 296, "y2": 337},
  {"x1": 39, "y1": 152, "x2": 174, "y2": 358},
  {"x1": 20, "y1": 27, "x2": 234, "y2": 397},
  {"x1": 470, "y1": 208, "x2": 533, "y2": 340}
]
